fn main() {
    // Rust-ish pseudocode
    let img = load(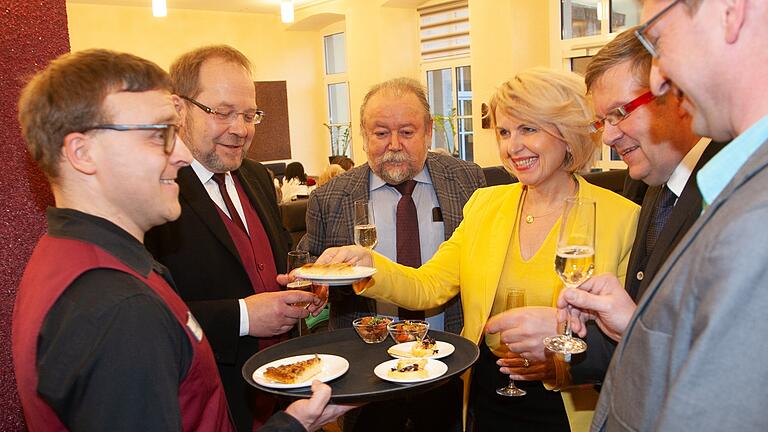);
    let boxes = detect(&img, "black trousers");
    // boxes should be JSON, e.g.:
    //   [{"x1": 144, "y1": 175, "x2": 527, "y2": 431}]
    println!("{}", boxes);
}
[
  {"x1": 467, "y1": 341, "x2": 570, "y2": 432},
  {"x1": 343, "y1": 376, "x2": 464, "y2": 432}
]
